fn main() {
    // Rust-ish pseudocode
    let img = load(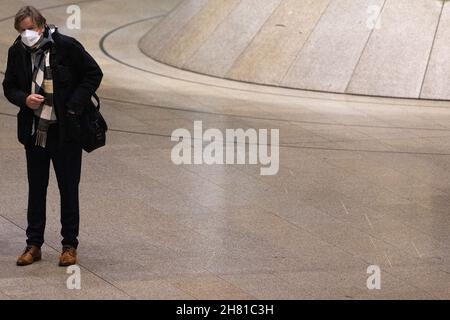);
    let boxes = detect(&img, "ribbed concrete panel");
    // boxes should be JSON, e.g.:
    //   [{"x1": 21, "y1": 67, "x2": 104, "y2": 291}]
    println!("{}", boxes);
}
[
  {"x1": 139, "y1": 0, "x2": 450, "y2": 100},
  {"x1": 421, "y1": 2, "x2": 450, "y2": 100},
  {"x1": 185, "y1": 0, "x2": 283, "y2": 77},
  {"x1": 347, "y1": 0, "x2": 442, "y2": 98},
  {"x1": 156, "y1": 0, "x2": 240, "y2": 68},
  {"x1": 227, "y1": 0, "x2": 331, "y2": 85},
  {"x1": 139, "y1": 0, "x2": 209, "y2": 58},
  {"x1": 281, "y1": 0, "x2": 384, "y2": 93}
]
